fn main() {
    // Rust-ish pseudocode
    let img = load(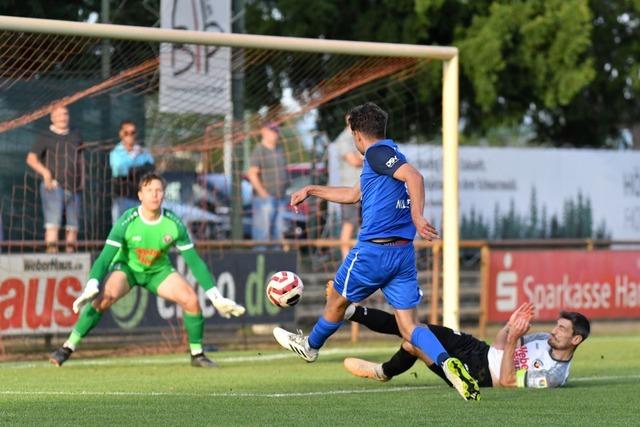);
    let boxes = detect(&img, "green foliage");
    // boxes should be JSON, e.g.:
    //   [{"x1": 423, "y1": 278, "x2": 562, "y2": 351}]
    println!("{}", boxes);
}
[
  {"x1": 0, "y1": 0, "x2": 160, "y2": 26},
  {"x1": 247, "y1": 0, "x2": 639, "y2": 147}
]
